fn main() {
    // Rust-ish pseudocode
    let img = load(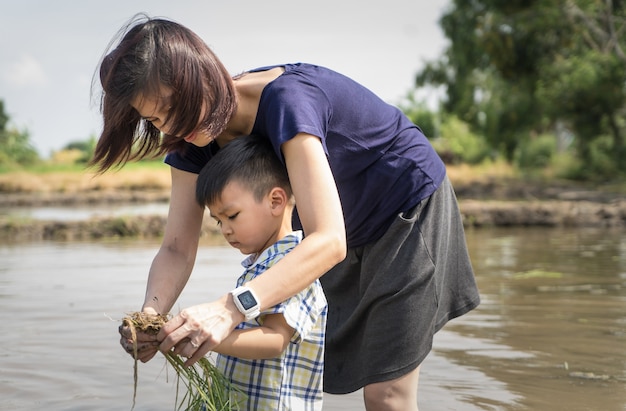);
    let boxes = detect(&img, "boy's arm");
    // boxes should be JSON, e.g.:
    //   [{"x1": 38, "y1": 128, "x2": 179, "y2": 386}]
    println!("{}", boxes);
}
[{"x1": 212, "y1": 313, "x2": 294, "y2": 359}]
